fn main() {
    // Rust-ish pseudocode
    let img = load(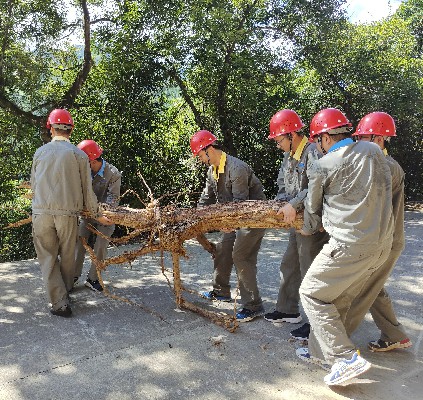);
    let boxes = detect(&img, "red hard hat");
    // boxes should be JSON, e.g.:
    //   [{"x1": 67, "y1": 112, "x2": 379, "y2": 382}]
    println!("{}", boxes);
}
[
  {"x1": 190, "y1": 130, "x2": 217, "y2": 156},
  {"x1": 353, "y1": 112, "x2": 396, "y2": 137},
  {"x1": 310, "y1": 108, "x2": 352, "y2": 139},
  {"x1": 77, "y1": 139, "x2": 103, "y2": 160},
  {"x1": 46, "y1": 109, "x2": 74, "y2": 129},
  {"x1": 268, "y1": 109, "x2": 304, "y2": 139}
]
